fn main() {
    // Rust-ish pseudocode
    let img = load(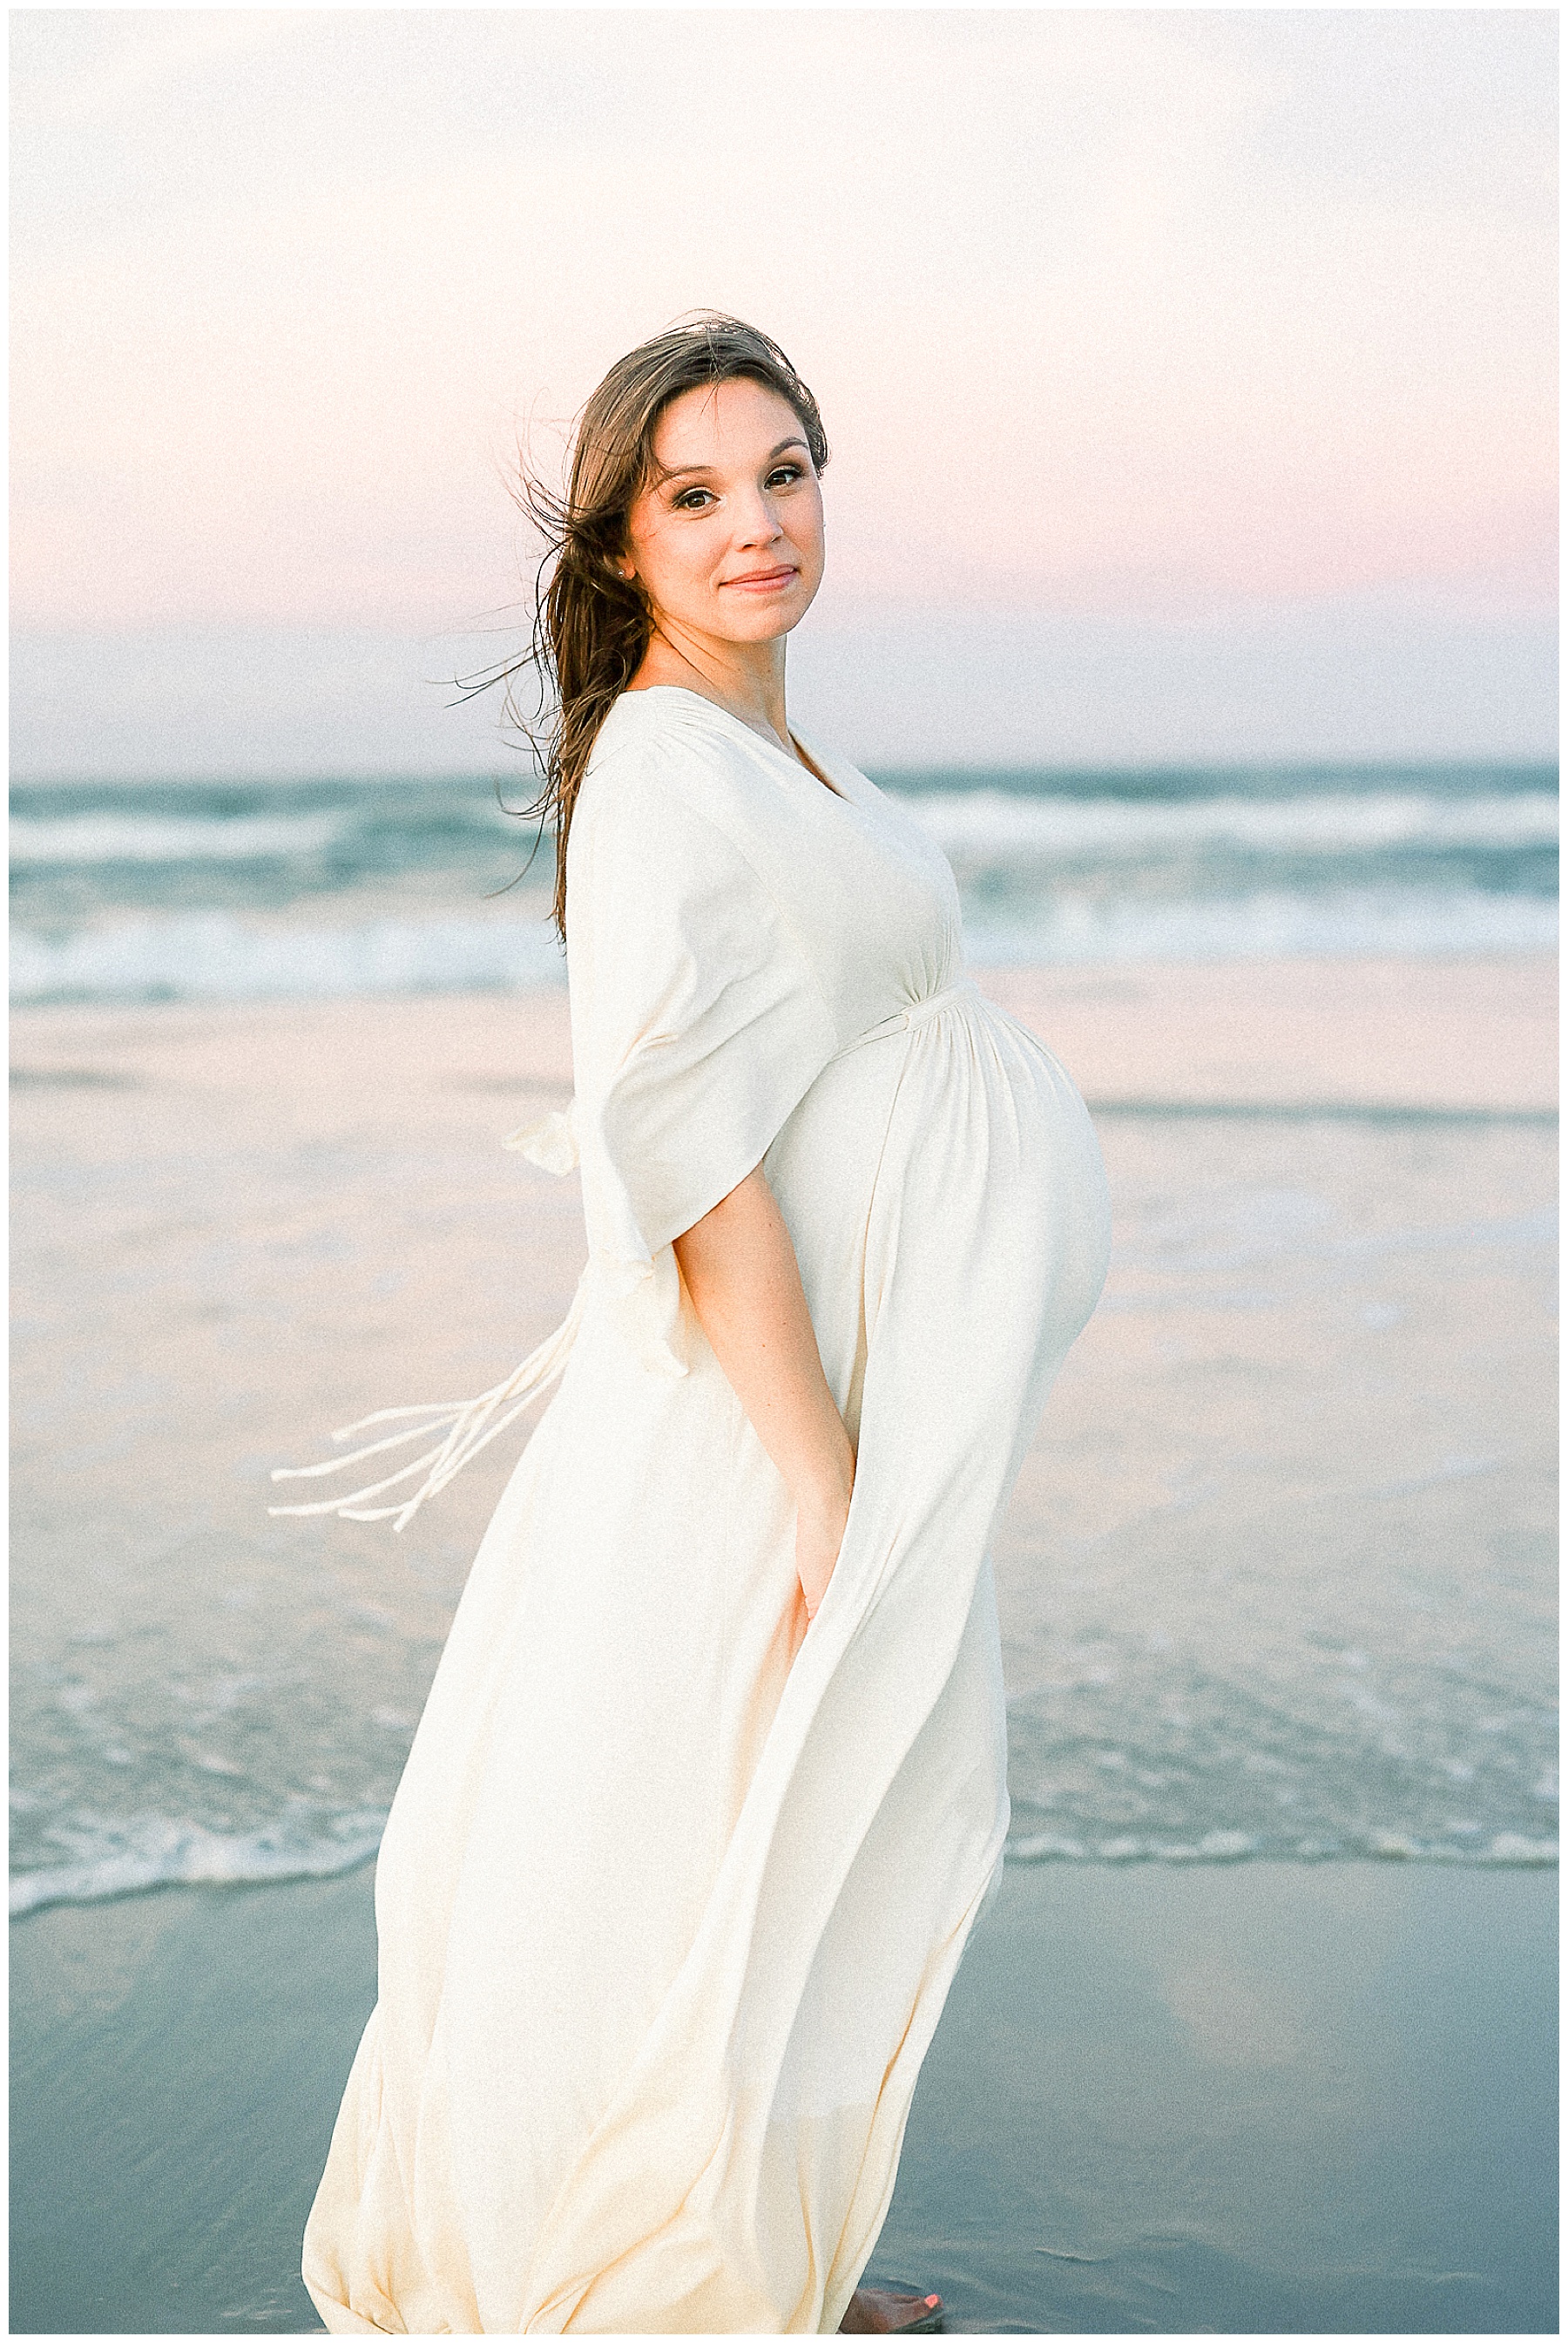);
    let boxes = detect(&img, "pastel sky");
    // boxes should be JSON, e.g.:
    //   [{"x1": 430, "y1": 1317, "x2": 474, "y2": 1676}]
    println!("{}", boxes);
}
[{"x1": 10, "y1": 7, "x2": 1558, "y2": 771}]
